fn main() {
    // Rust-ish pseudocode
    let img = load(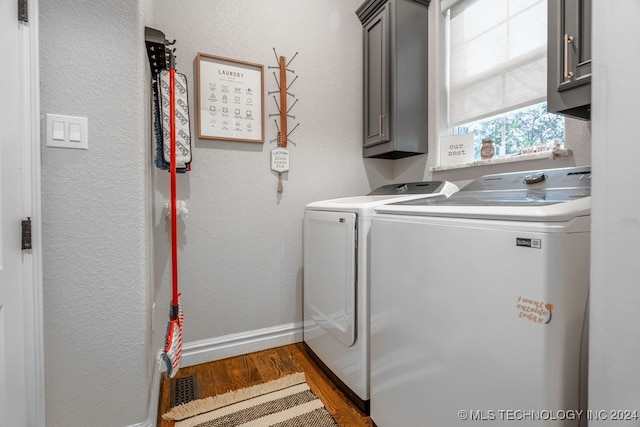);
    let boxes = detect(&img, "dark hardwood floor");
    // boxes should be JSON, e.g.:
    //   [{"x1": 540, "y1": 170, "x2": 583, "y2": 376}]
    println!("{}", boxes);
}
[{"x1": 157, "y1": 343, "x2": 372, "y2": 426}]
